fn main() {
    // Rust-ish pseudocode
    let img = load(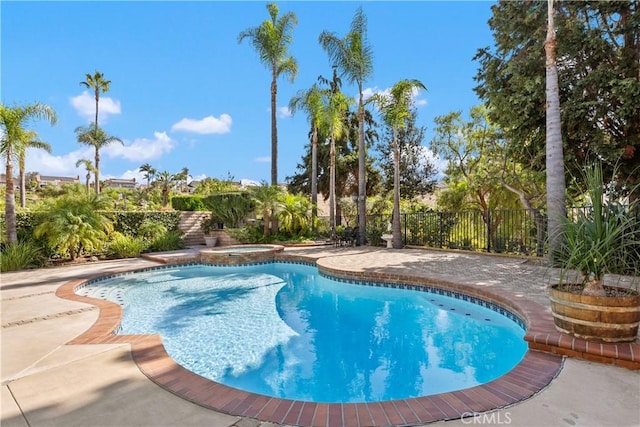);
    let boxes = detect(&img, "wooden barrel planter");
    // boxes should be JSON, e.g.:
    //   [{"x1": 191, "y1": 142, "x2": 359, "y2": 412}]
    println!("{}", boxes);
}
[{"x1": 550, "y1": 285, "x2": 640, "y2": 343}]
